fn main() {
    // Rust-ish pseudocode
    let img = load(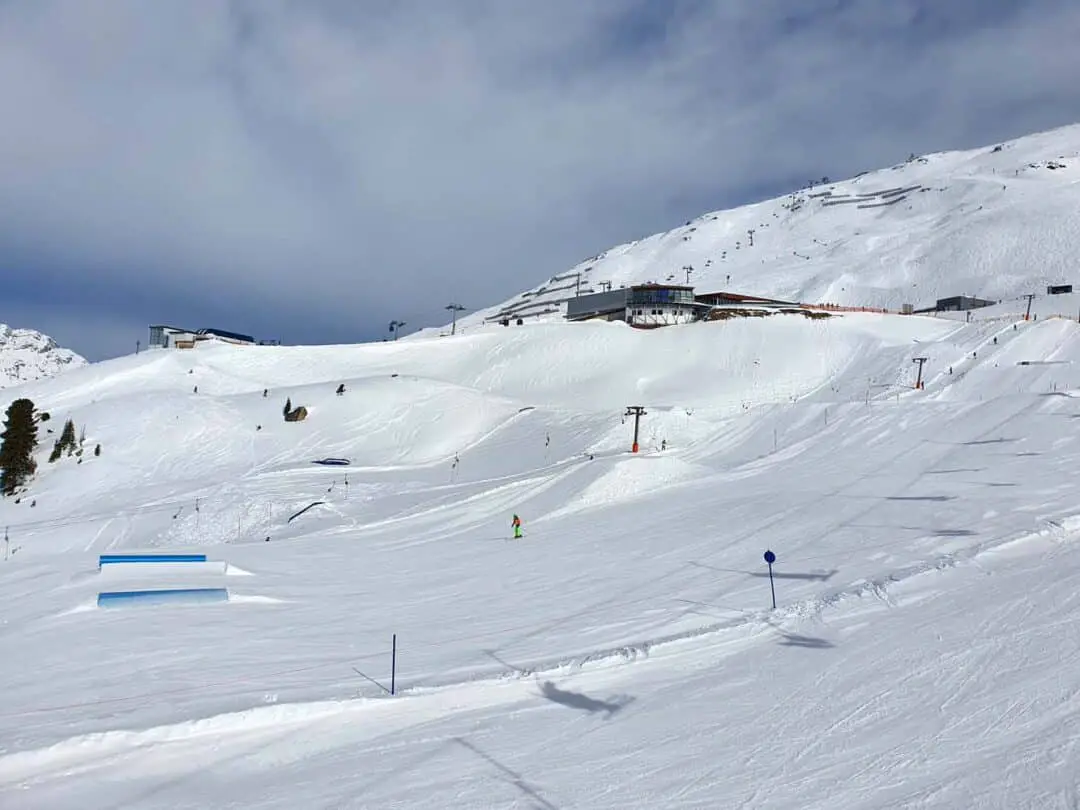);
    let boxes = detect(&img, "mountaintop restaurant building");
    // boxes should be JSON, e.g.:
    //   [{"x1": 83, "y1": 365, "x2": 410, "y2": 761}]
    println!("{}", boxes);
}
[
  {"x1": 565, "y1": 284, "x2": 798, "y2": 327},
  {"x1": 565, "y1": 283, "x2": 697, "y2": 327},
  {"x1": 148, "y1": 325, "x2": 256, "y2": 349}
]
